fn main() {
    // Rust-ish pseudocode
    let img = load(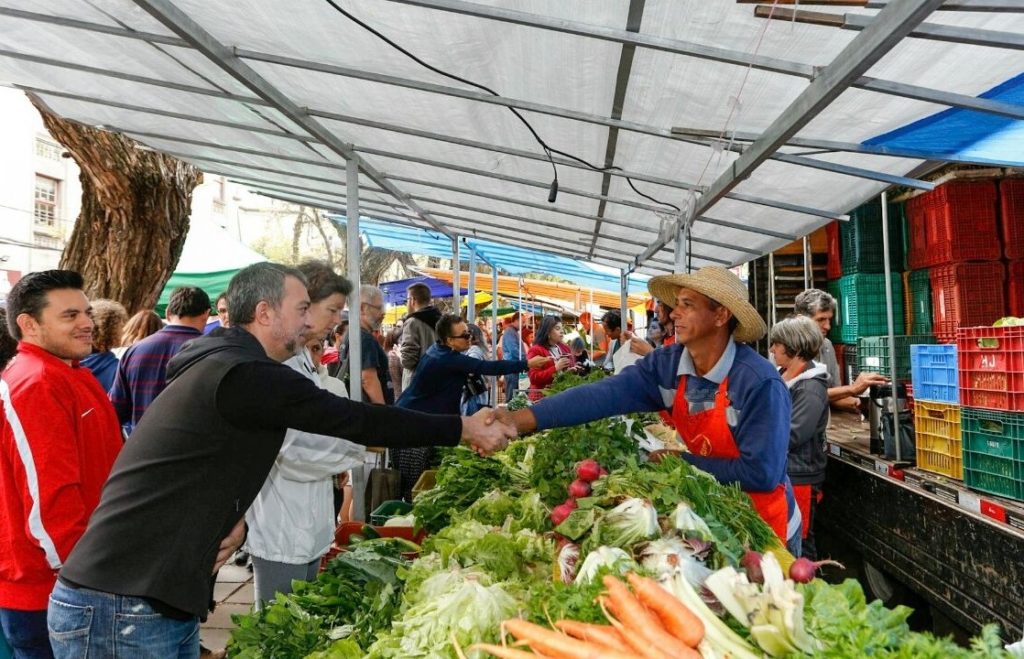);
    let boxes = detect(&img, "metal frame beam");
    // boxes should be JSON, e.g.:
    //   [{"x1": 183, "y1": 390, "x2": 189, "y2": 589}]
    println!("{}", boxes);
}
[
  {"x1": 17, "y1": 85, "x2": 310, "y2": 140},
  {"x1": 633, "y1": 0, "x2": 944, "y2": 271},
  {"x1": 382, "y1": 0, "x2": 814, "y2": 76},
  {"x1": 130, "y1": 0, "x2": 452, "y2": 238},
  {"x1": 588, "y1": 0, "x2": 647, "y2": 258},
  {"x1": 757, "y1": 4, "x2": 1024, "y2": 48},
  {"x1": 673, "y1": 117, "x2": 1024, "y2": 157},
  {"x1": 772, "y1": 152, "x2": 935, "y2": 190},
  {"x1": 737, "y1": 0, "x2": 1024, "y2": 10}
]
